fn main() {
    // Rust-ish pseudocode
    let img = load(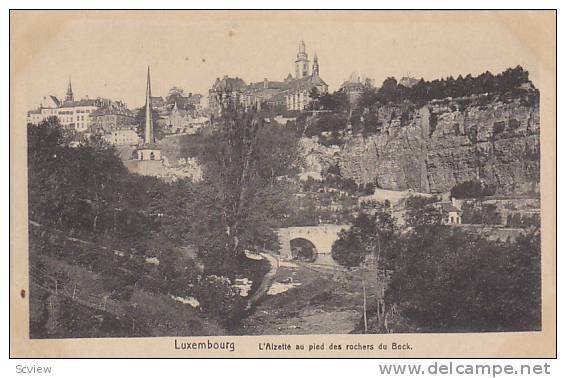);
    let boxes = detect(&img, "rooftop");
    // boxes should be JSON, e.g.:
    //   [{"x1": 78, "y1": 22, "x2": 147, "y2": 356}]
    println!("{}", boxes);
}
[
  {"x1": 433, "y1": 202, "x2": 462, "y2": 213},
  {"x1": 60, "y1": 98, "x2": 101, "y2": 108},
  {"x1": 90, "y1": 107, "x2": 135, "y2": 117},
  {"x1": 211, "y1": 76, "x2": 247, "y2": 91}
]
